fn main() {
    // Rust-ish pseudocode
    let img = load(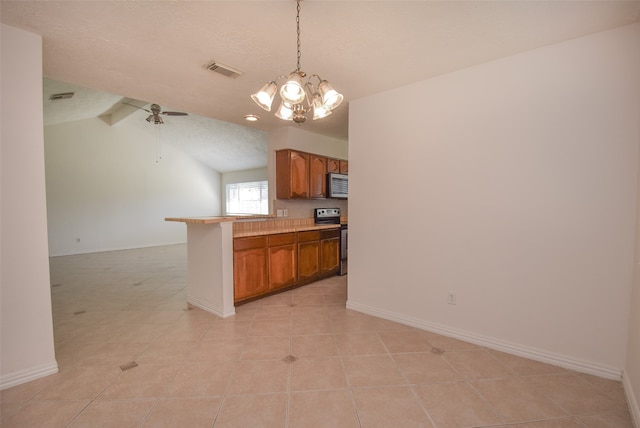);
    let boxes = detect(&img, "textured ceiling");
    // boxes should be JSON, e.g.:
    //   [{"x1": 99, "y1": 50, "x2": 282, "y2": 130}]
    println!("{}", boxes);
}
[
  {"x1": 3, "y1": 1, "x2": 640, "y2": 171},
  {"x1": 42, "y1": 79, "x2": 268, "y2": 173}
]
